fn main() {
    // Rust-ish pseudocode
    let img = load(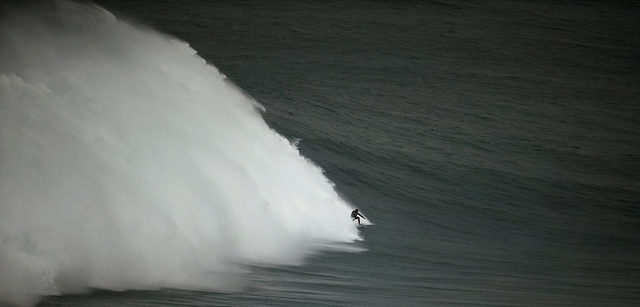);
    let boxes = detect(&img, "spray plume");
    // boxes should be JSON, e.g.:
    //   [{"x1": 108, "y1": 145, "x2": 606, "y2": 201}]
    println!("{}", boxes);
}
[{"x1": 0, "y1": 1, "x2": 360, "y2": 305}]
